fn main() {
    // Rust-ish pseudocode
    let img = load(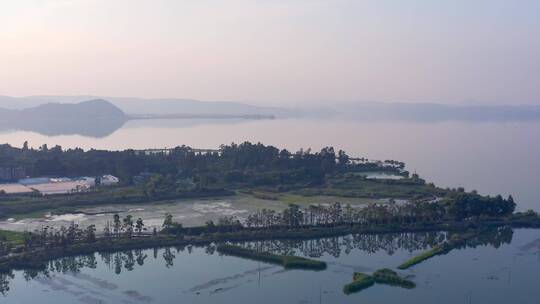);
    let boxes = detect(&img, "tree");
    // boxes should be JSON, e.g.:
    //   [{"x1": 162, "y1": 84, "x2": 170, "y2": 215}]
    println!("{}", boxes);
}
[
  {"x1": 205, "y1": 220, "x2": 216, "y2": 232},
  {"x1": 162, "y1": 213, "x2": 174, "y2": 230},
  {"x1": 85, "y1": 225, "x2": 96, "y2": 242},
  {"x1": 123, "y1": 215, "x2": 134, "y2": 237},
  {"x1": 113, "y1": 214, "x2": 121, "y2": 237},
  {"x1": 283, "y1": 204, "x2": 302, "y2": 227},
  {"x1": 135, "y1": 218, "x2": 144, "y2": 235},
  {"x1": 66, "y1": 222, "x2": 79, "y2": 244},
  {"x1": 338, "y1": 150, "x2": 349, "y2": 168},
  {"x1": 103, "y1": 221, "x2": 111, "y2": 237}
]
